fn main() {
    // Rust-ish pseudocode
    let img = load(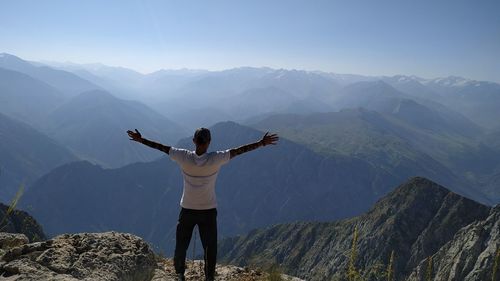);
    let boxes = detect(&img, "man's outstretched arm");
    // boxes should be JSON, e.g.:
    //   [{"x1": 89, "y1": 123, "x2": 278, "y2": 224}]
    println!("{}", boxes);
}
[
  {"x1": 127, "y1": 129, "x2": 171, "y2": 154},
  {"x1": 229, "y1": 132, "x2": 279, "y2": 159}
]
